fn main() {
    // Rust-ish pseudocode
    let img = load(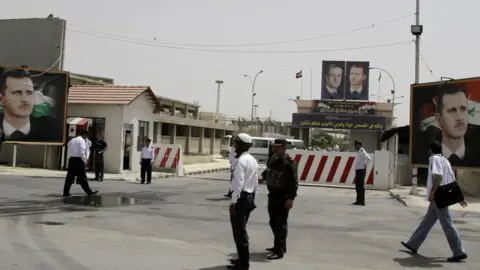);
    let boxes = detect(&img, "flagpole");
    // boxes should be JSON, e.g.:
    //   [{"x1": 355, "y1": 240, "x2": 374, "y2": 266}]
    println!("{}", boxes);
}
[
  {"x1": 310, "y1": 68, "x2": 313, "y2": 99},
  {"x1": 301, "y1": 70, "x2": 303, "y2": 99}
]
